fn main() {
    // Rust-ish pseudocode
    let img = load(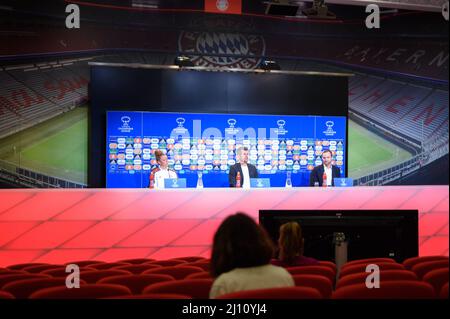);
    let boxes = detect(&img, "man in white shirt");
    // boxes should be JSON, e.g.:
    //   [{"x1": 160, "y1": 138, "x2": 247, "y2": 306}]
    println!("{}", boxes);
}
[
  {"x1": 228, "y1": 147, "x2": 259, "y2": 188},
  {"x1": 309, "y1": 149, "x2": 341, "y2": 186}
]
